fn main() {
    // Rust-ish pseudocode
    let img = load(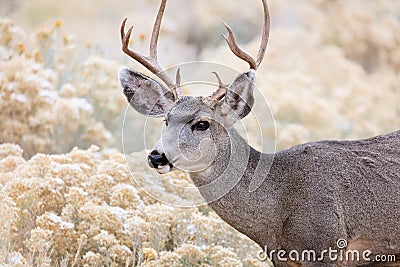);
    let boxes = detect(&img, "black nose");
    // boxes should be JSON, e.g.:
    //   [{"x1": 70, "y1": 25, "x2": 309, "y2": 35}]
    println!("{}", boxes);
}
[{"x1": 148, "y1": 150, "x2": 170, "y2": 168}]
